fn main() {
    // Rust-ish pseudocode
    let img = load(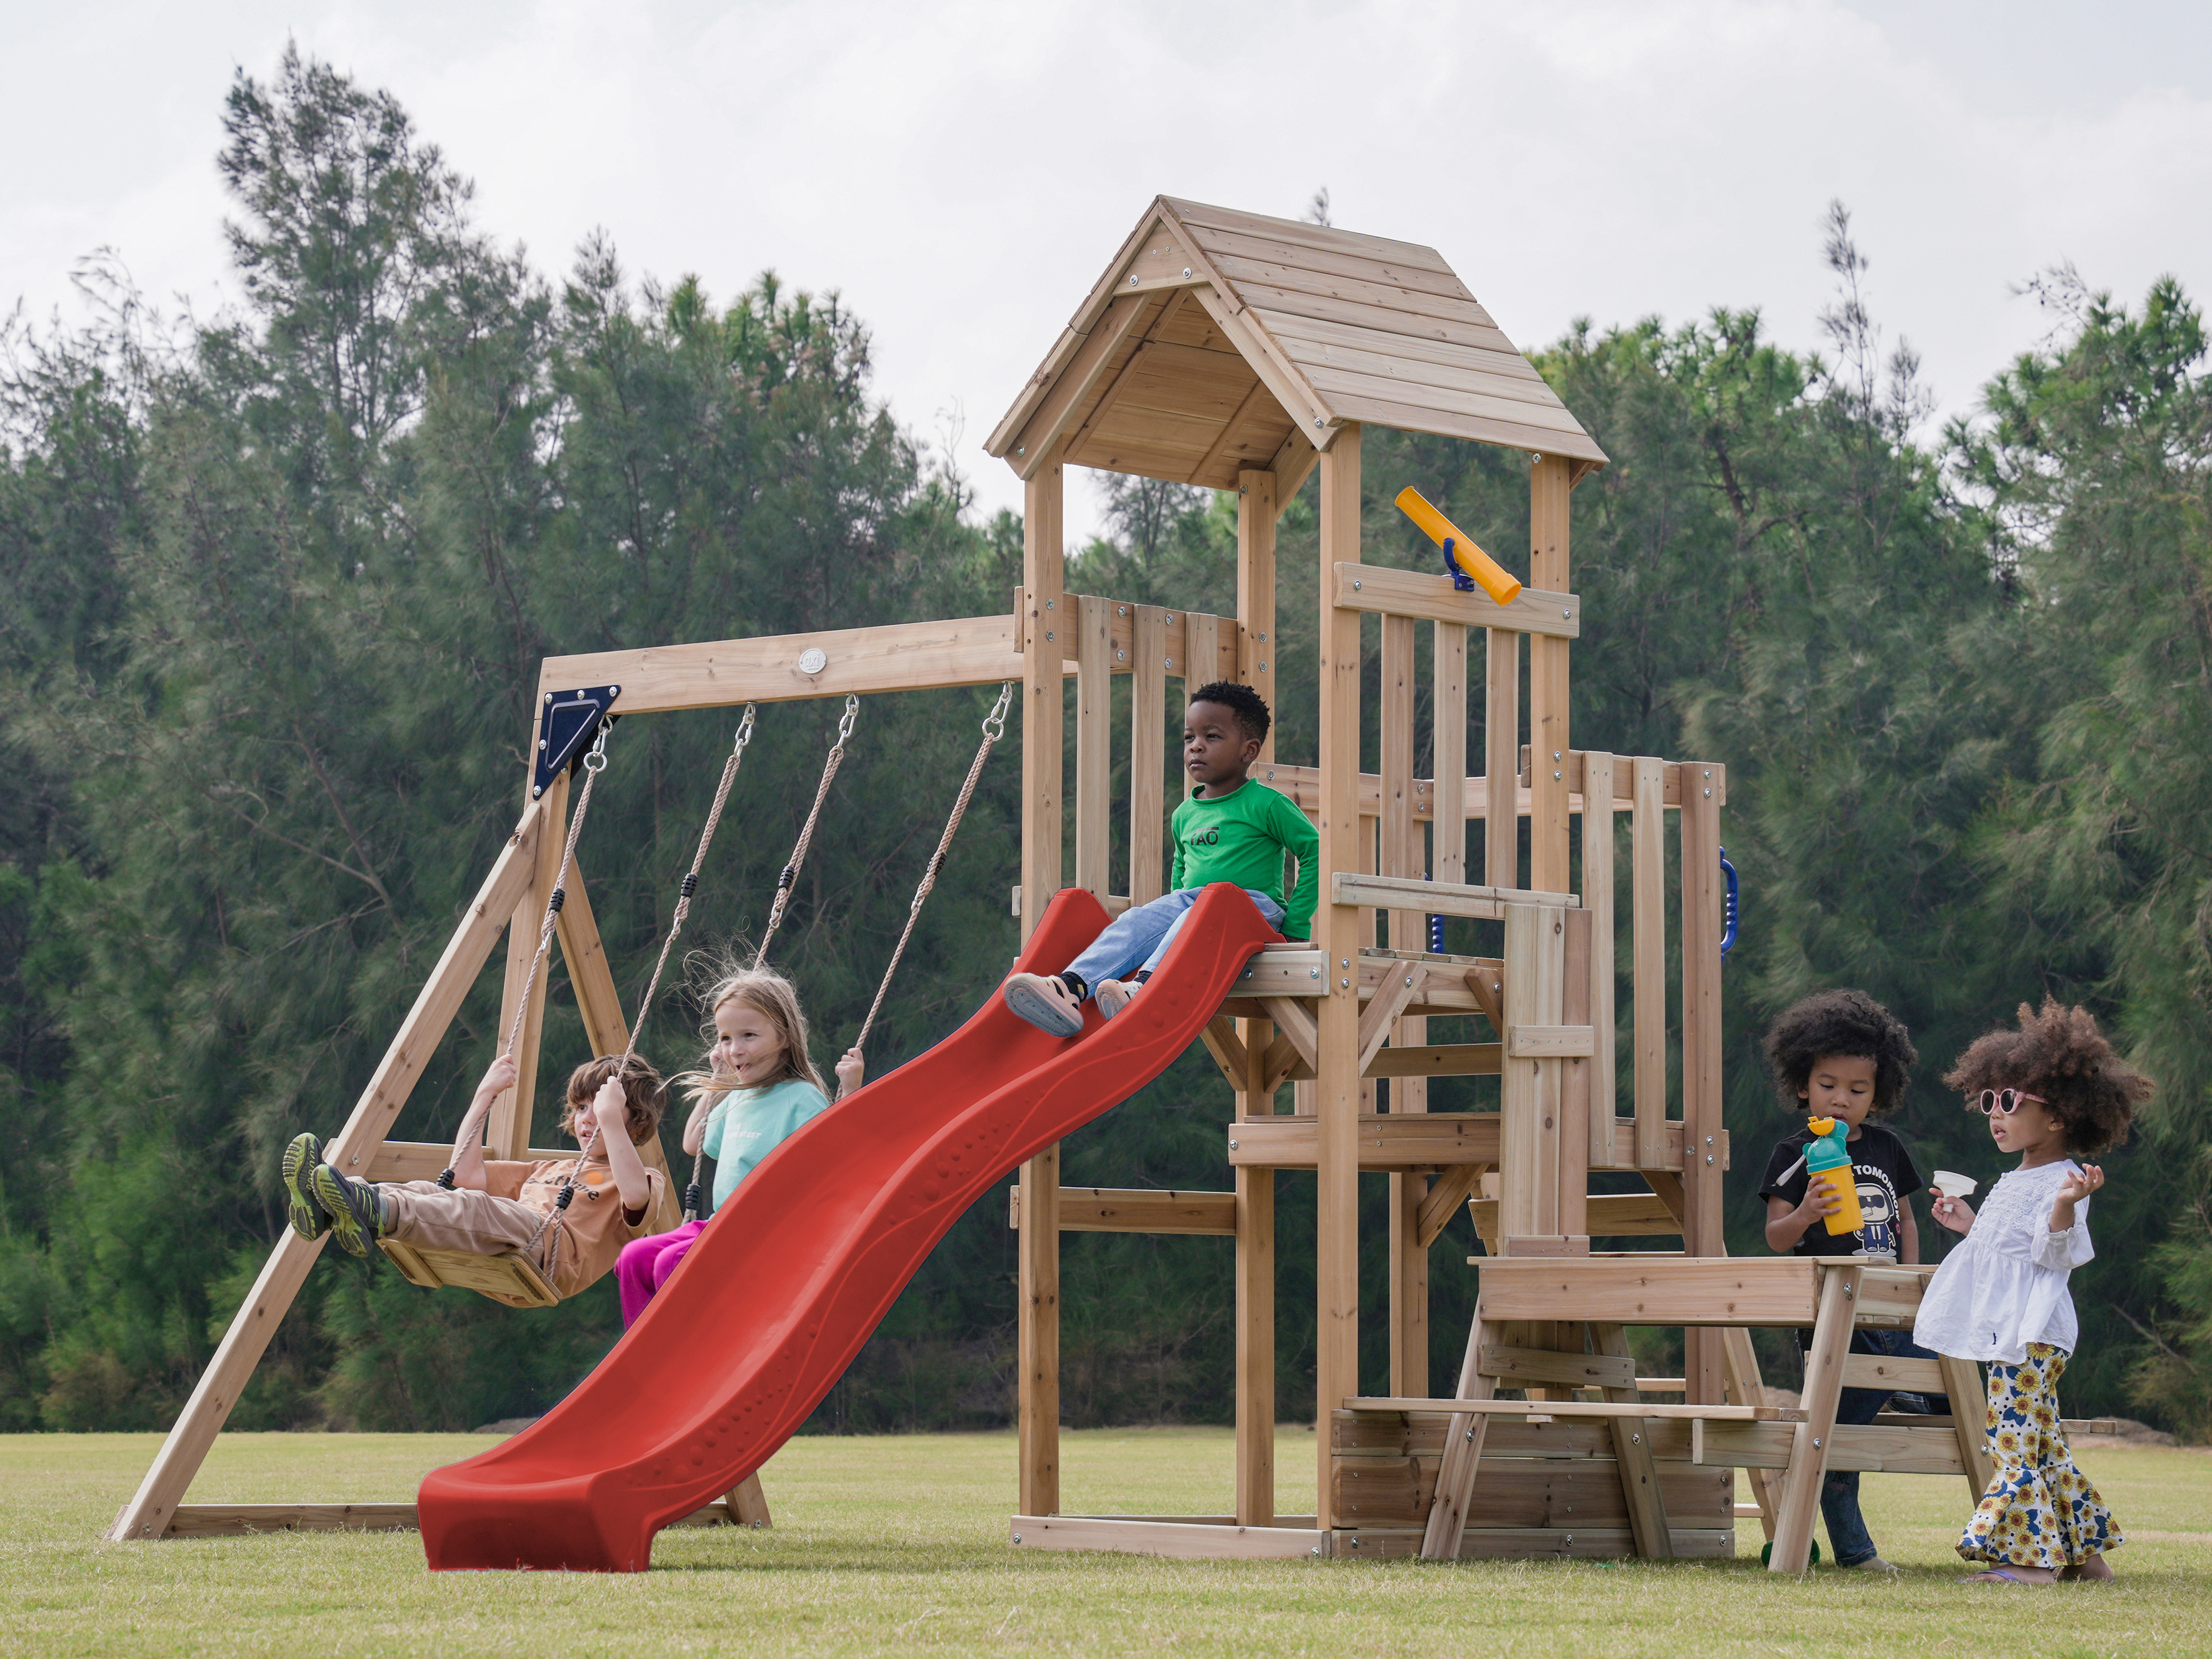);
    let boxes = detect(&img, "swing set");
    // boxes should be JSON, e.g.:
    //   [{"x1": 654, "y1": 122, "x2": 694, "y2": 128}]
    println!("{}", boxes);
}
[{"x1": 113, "y1": 197, "x2": 1987, "y2": 1573}]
